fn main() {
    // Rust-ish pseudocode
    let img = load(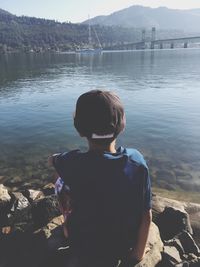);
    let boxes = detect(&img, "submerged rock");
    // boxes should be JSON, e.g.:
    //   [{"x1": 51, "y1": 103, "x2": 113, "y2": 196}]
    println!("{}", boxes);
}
[{"x1": 155, "y1": 170, "x2": 176, "y2": 183}]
